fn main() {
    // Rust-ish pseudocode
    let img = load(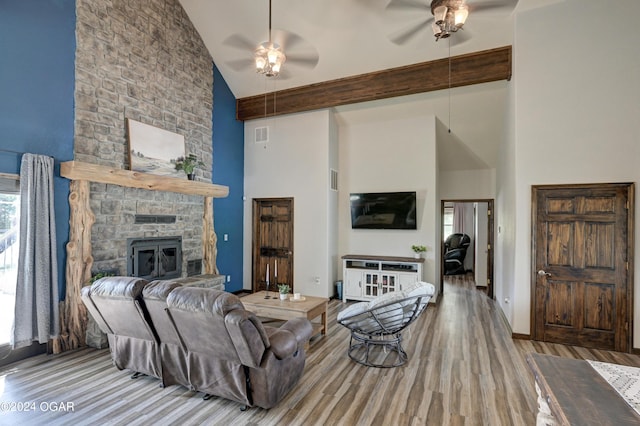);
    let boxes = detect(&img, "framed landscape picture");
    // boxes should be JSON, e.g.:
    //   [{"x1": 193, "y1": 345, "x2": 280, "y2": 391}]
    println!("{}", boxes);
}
[{"x1": 126, "y1": 118, "x2": 185, "y2": 178}]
